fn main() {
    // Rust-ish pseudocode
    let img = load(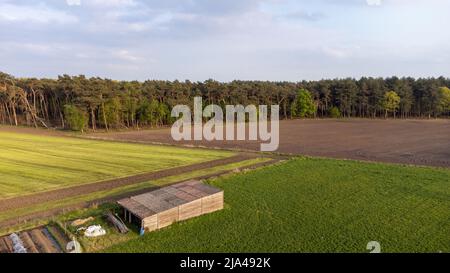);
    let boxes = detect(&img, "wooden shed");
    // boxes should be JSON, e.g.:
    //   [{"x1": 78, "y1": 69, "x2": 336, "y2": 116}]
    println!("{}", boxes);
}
[{"x1": 117, "y1": 180, "x2": 224, "y2": 233}]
